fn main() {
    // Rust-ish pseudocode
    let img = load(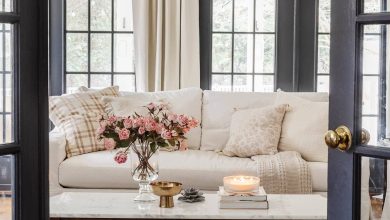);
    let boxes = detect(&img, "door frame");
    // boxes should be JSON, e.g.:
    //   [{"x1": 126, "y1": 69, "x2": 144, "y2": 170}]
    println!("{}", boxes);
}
[
  {"x1": 0, "y1": 0, "x2": 49, "y2": 219},
  {"x1": 329, "y1": 0, "x2": 390, "y2": 219}
]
